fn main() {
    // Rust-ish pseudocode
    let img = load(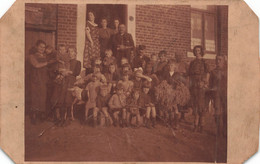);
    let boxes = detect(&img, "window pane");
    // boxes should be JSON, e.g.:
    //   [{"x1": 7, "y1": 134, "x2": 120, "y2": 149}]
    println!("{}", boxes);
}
[
  {"x1": 205, "y1": 14, "x2": 216, "y2": 52},
  {"x1": 191, "y1": 5, "x2": 216, "y2": 12},
  {"x1": 191, "y1": 12, "x2": 202, "y2": 49}
]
